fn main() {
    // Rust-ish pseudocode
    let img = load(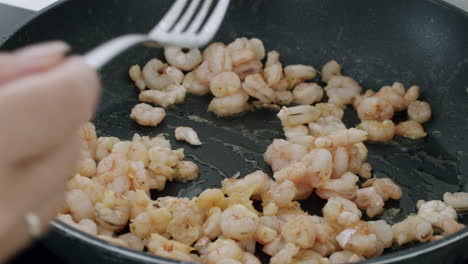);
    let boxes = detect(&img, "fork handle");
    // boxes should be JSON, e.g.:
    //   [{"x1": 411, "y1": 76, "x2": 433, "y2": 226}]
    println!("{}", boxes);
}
[{"x1": 84, "y1": 34, "x2": 150, "y2": 69}]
